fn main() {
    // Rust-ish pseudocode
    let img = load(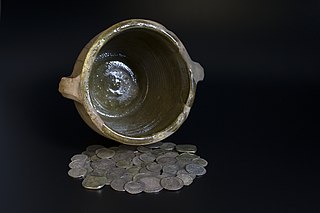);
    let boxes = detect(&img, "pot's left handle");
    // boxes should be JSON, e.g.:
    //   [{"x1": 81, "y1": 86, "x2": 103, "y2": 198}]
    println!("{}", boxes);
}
[{"x1": 58, "y1": 75, "x2": 82, "y2": 103}]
